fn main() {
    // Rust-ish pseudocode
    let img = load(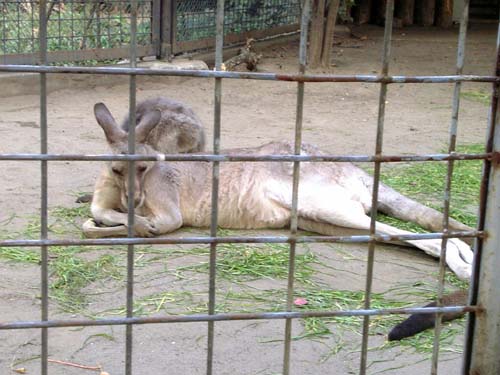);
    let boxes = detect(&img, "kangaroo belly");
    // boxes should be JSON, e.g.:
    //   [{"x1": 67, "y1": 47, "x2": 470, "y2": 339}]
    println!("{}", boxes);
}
[{"x1": 217, "y1": 191, "x2": 291, "y2": 229}]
